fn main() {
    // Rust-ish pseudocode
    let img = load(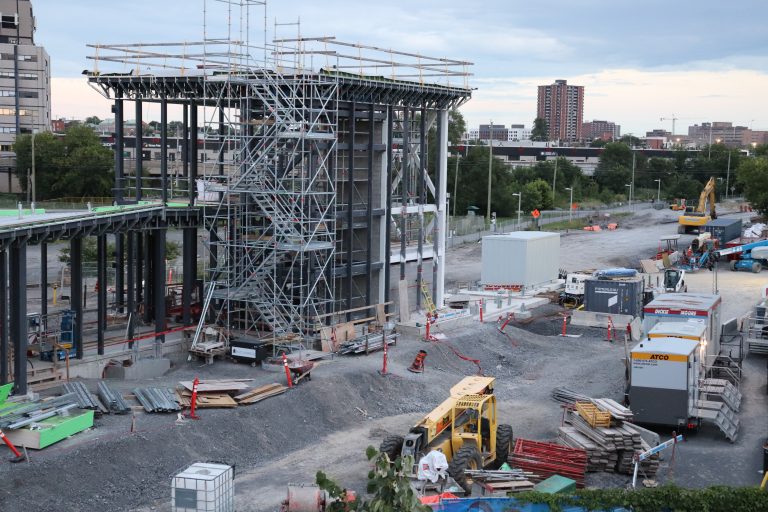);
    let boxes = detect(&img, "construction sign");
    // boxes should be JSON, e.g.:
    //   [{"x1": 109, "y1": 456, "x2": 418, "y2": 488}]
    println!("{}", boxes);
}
[{"x1": 531, "y1": 209, "x2": 540, "y2": 219}]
